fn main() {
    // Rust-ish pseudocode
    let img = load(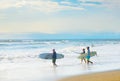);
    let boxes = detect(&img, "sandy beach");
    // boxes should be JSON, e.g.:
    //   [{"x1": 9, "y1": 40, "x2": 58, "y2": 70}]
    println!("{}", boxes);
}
[{"x1": 59, "y1": 70, "x2": 120, "y2": 81}]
